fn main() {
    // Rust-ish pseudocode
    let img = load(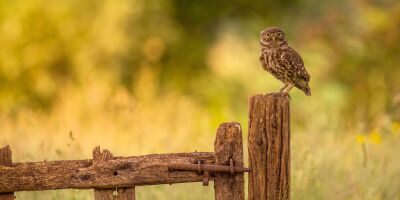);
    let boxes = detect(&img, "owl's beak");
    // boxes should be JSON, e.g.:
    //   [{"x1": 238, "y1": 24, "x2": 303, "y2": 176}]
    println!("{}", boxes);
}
[{"x1": 272, "y1": 37, "x2": 277, "y2": 45}]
